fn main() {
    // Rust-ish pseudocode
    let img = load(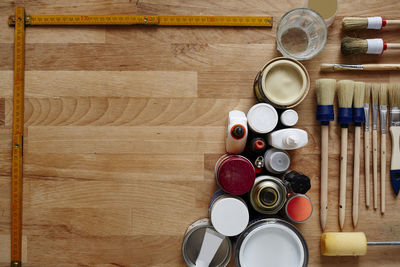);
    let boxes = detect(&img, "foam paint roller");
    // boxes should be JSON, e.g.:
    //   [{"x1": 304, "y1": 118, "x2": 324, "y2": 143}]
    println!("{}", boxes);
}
[{"x1": 321, "y1": 232, "x2": 400, "y2": 256}]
